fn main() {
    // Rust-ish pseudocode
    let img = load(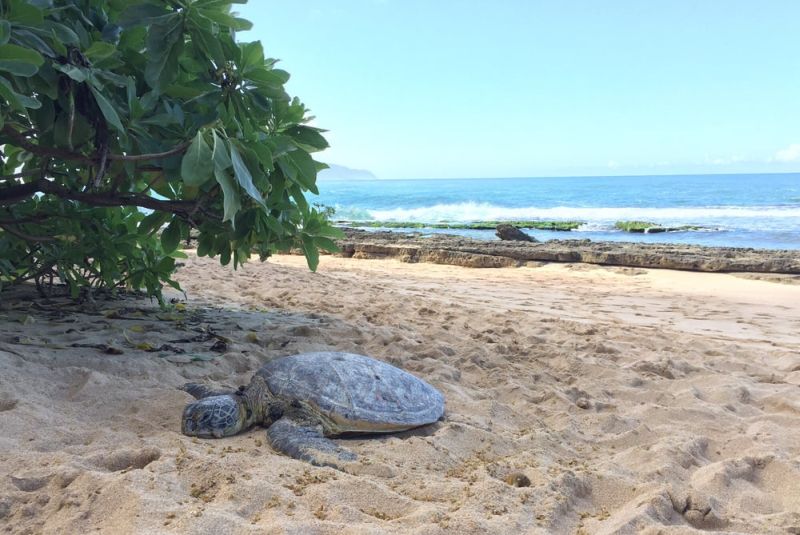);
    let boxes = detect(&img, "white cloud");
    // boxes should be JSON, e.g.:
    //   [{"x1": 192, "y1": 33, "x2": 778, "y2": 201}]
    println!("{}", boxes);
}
[
  {"x1": 772, "y1": 143, "x2": 800, "y2": 163},
  {"x1": 704, "y1": 154, "x2": 744, "y2": 166}
]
